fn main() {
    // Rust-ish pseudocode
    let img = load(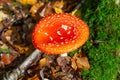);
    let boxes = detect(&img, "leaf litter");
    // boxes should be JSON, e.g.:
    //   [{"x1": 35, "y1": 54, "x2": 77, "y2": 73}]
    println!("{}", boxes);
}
[{"x1": 0, "y1": 0, "x2": 90, "y2": 80}]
